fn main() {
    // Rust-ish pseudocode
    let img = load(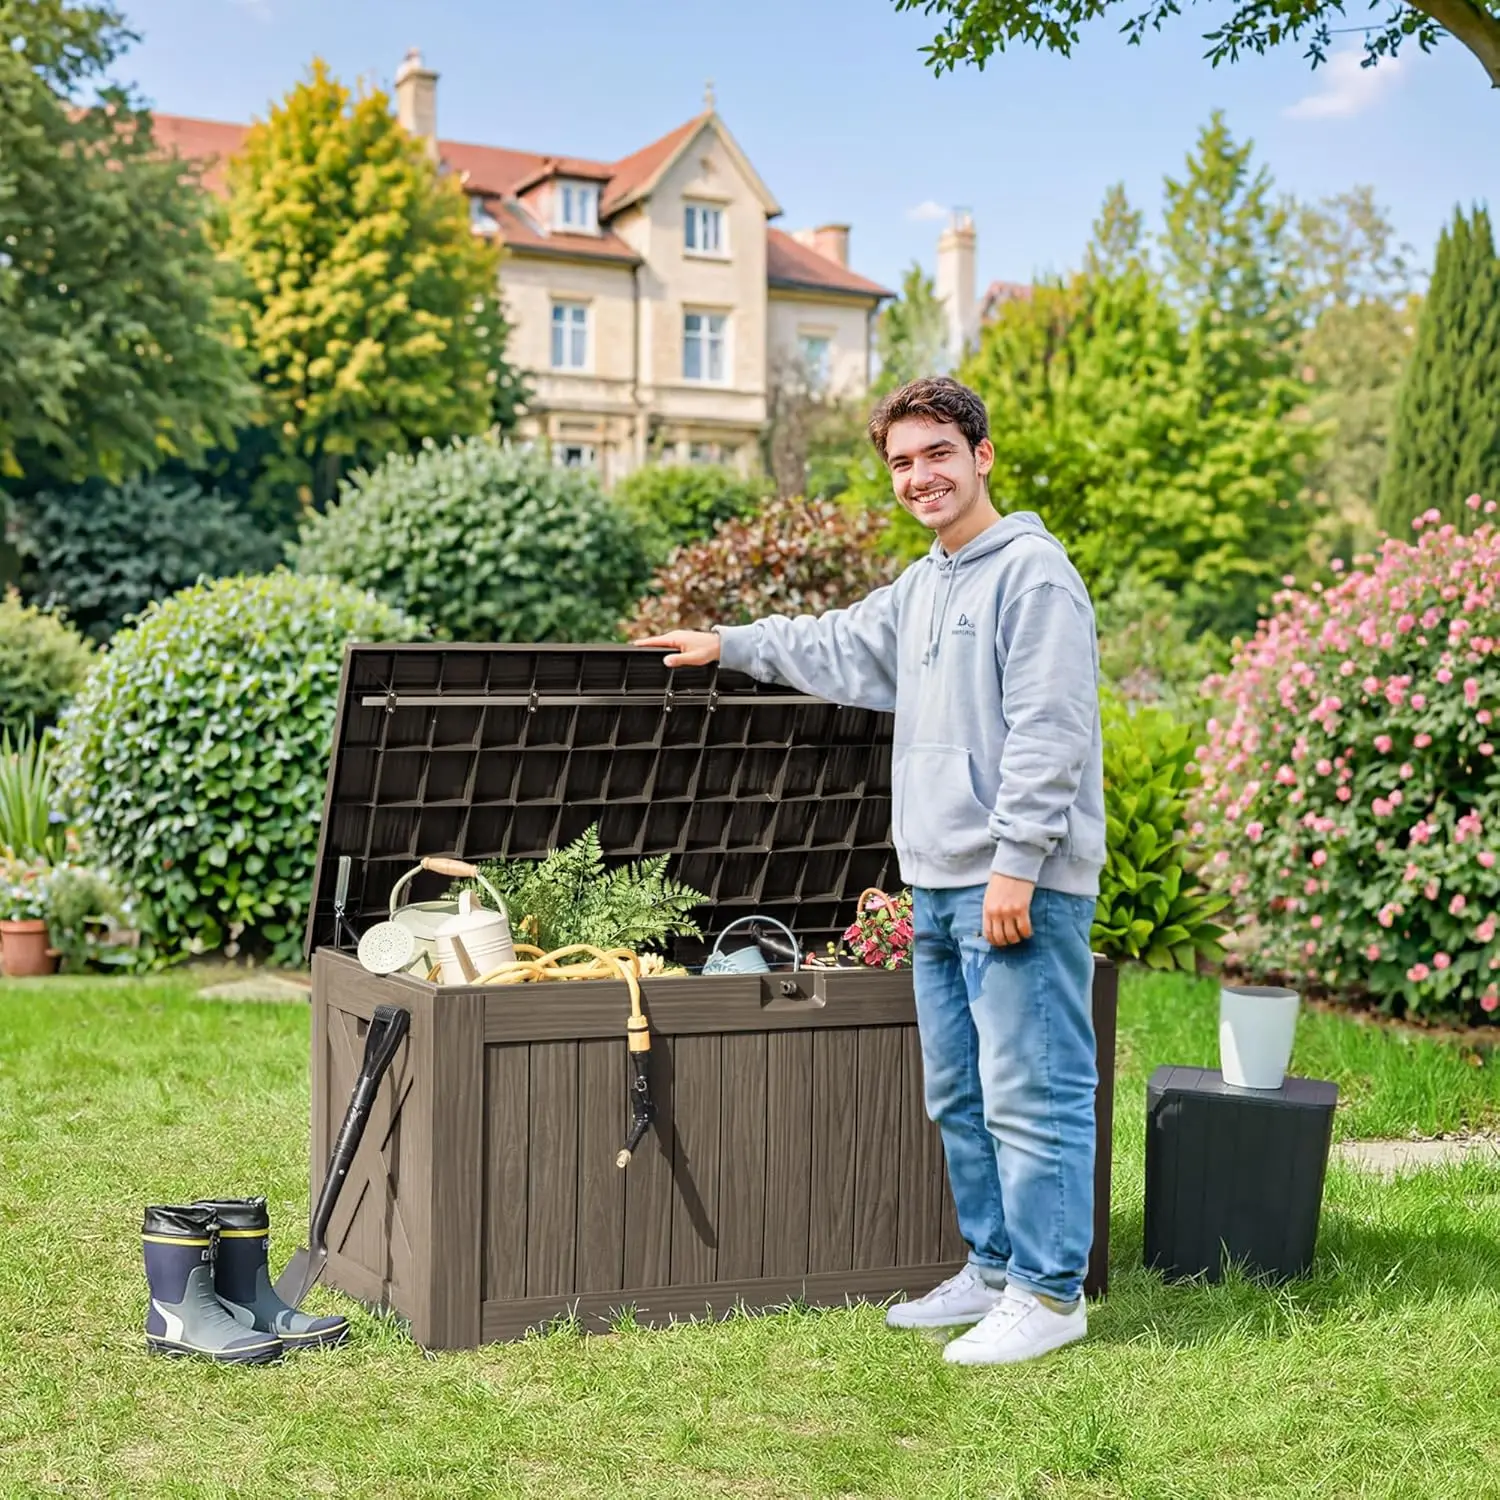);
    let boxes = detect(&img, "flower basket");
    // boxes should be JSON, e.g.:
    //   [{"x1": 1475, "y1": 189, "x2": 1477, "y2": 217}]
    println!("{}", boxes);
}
[{"x1": 842, "y1": 887, "x2": 914, "y2": 970}]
